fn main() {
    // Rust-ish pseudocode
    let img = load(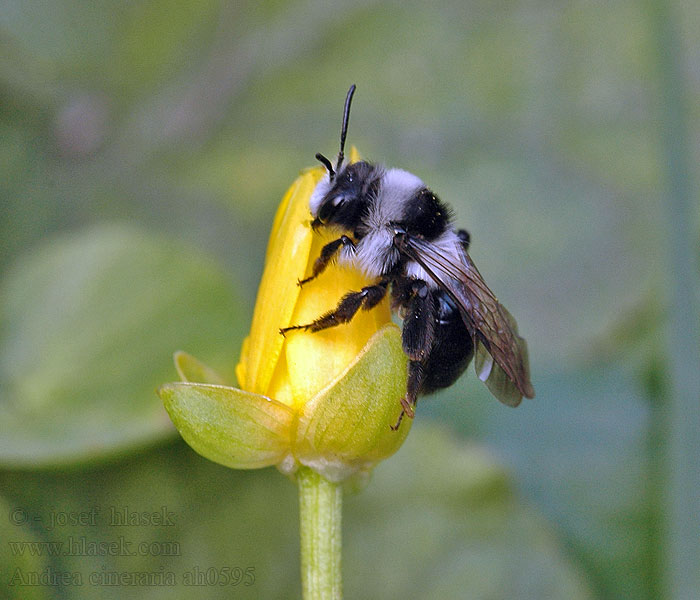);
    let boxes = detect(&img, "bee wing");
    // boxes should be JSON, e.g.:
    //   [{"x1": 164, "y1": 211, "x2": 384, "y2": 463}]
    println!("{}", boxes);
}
[
  {"x1": 398, "y1": 234, "x2": 534, "y2": 405},
  {"x1": 473, "y1": 304, "x2": 532, "y2": 406}
]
